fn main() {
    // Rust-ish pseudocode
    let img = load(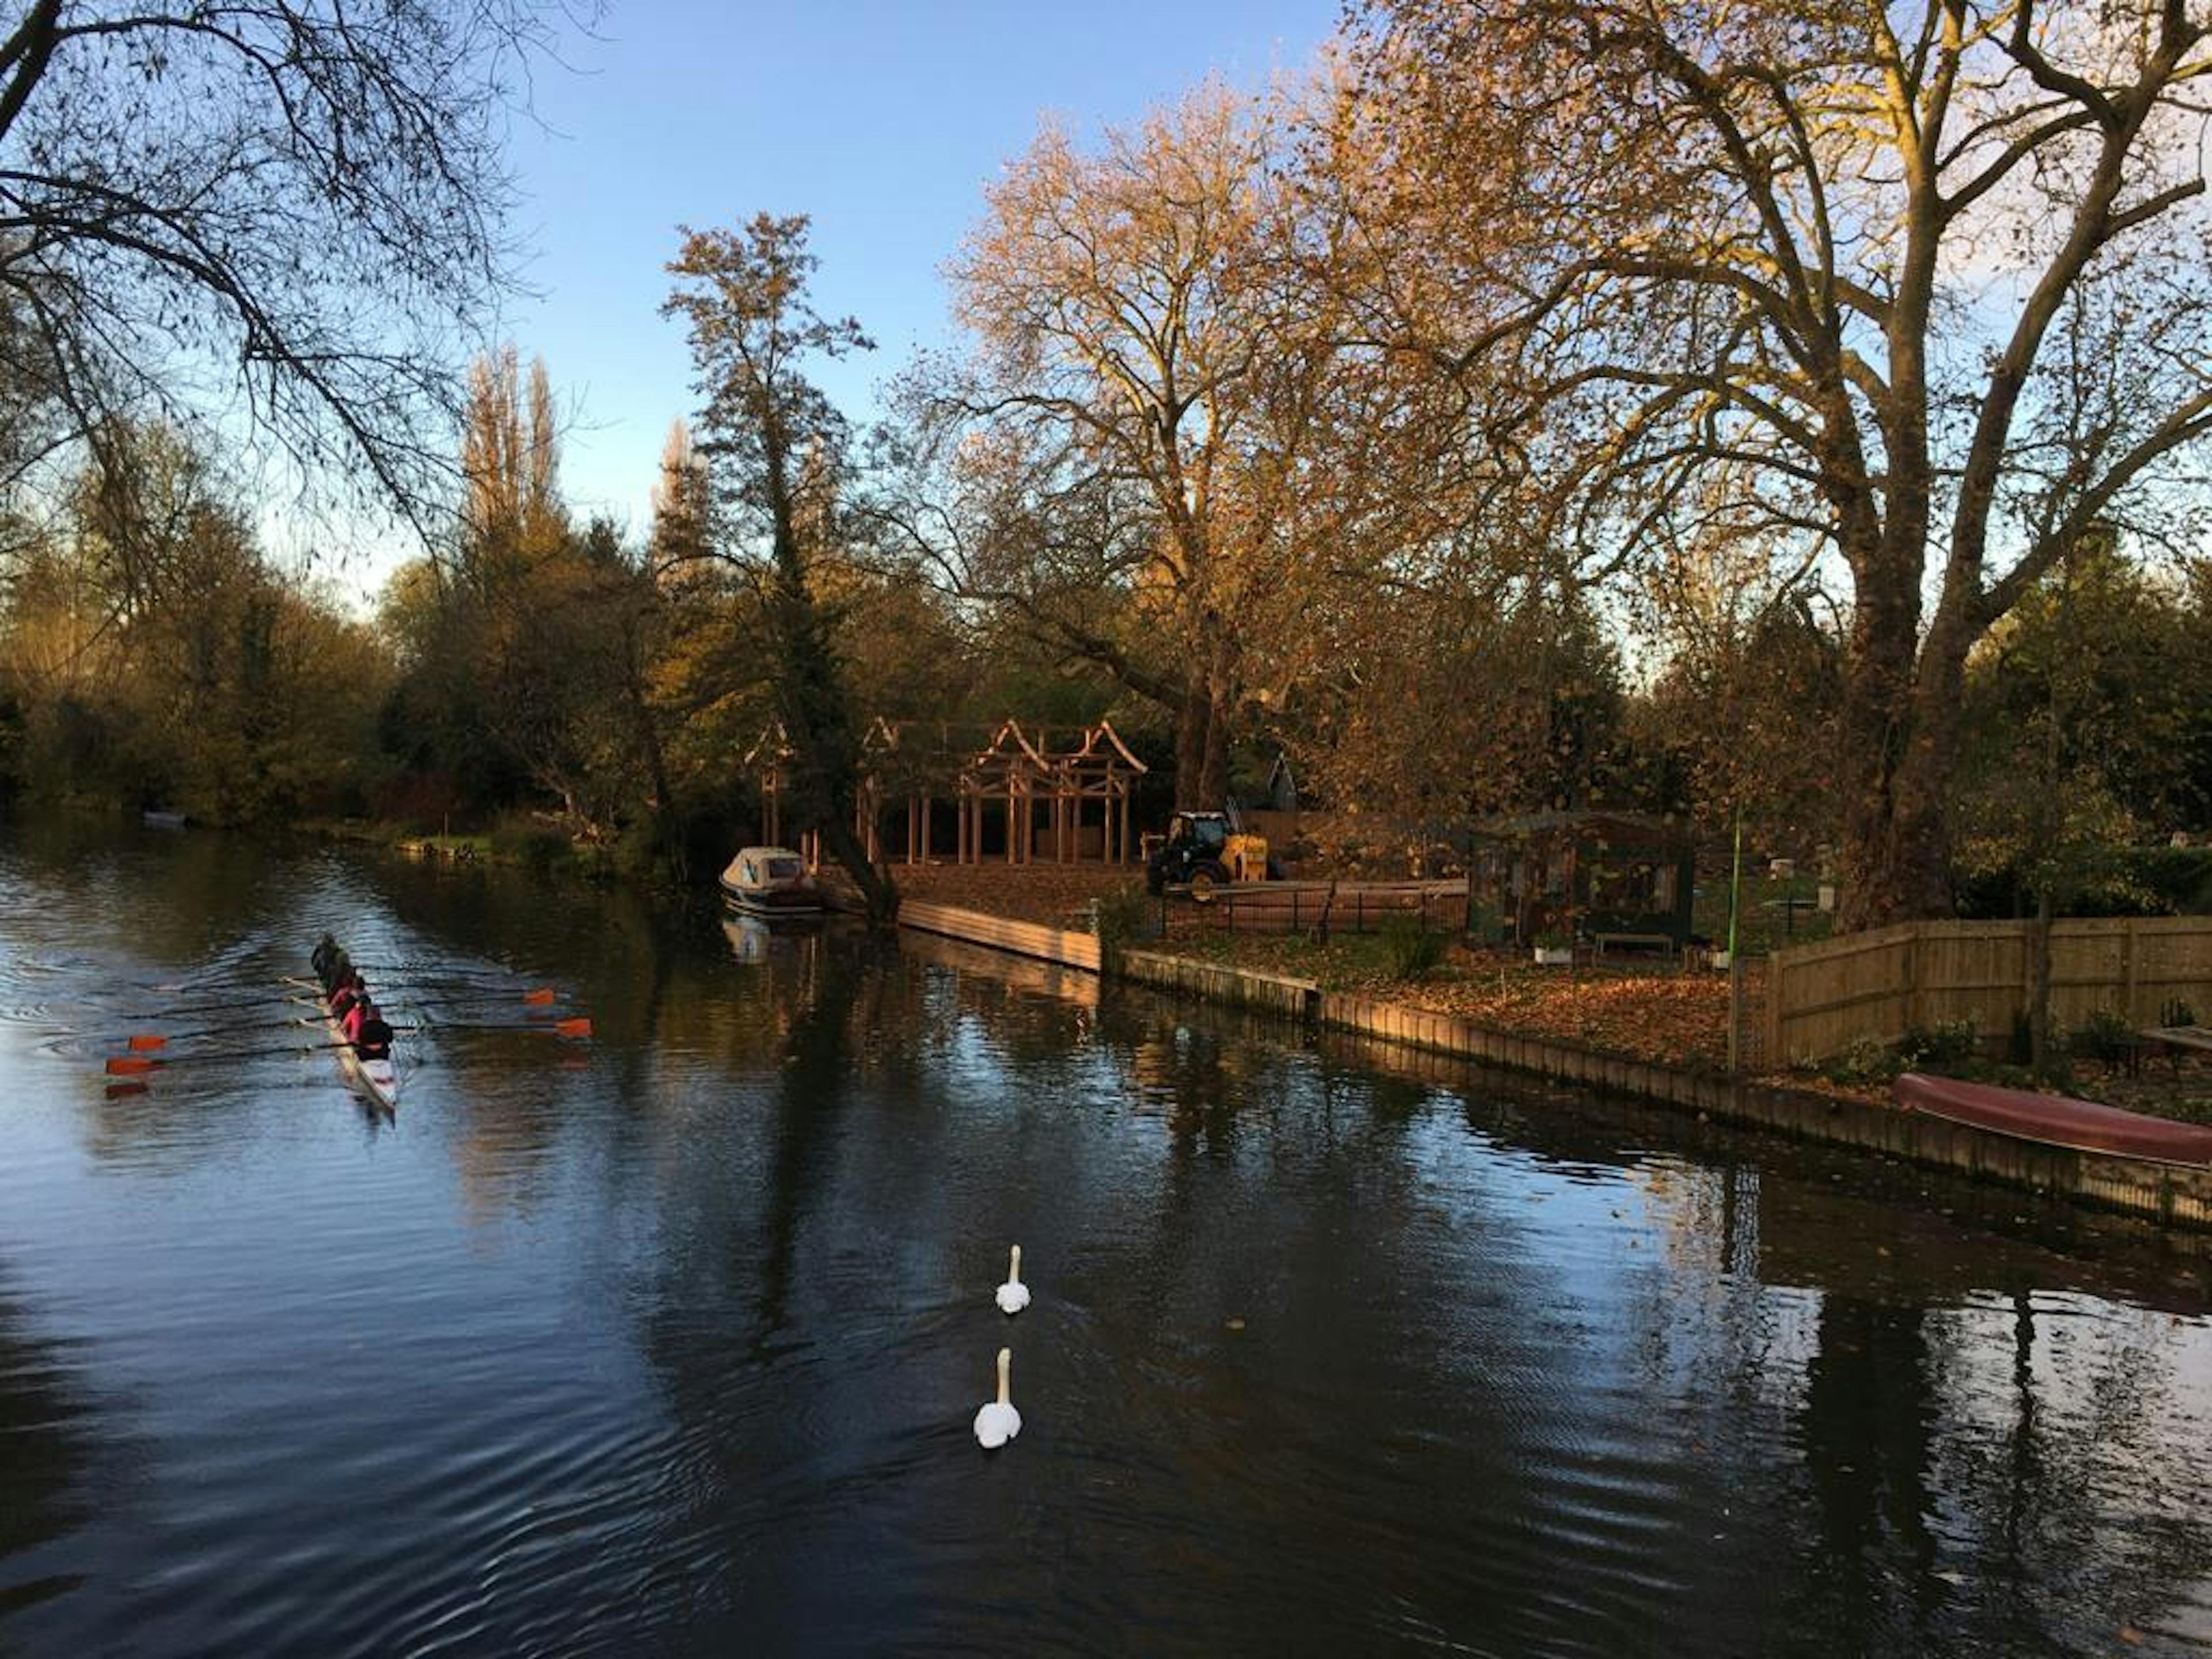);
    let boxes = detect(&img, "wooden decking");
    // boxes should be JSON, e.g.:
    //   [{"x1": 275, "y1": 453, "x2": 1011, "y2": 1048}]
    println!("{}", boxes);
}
[{"x1": 2143, "y1": 1025, "x2": 2212, "y2": 1055}]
